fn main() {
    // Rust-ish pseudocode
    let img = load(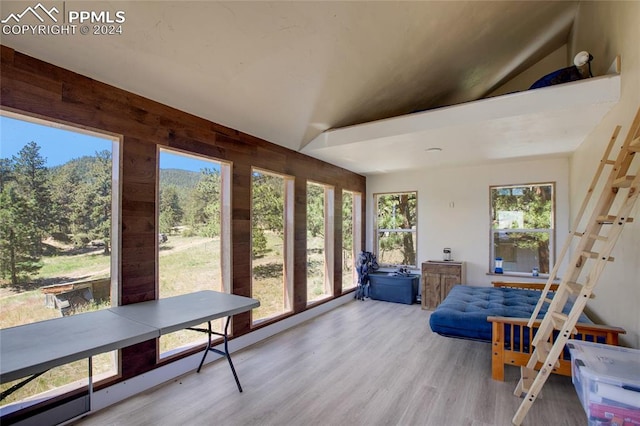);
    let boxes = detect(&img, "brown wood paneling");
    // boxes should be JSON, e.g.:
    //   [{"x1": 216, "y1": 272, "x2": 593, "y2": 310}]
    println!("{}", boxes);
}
[
  {"x1": 166, "y1": 135, "x2": 226, "y2": 160},
  {"x1": 121, "y1": 232, "x2": 155, "y2": 249},
  {"x1": 122, "y1": 189, "x2": 155, "y2": 208},
  {"x1": 122, "y1": 139, "x2": 156, "y2": 184},
  {"x1": 0, "y1": 44, "x2": 366, "y2": 390},
  {"x1": 333, "y1": 189, "x2": 344, "y2": 296},
  {"x1": 120, "y1": 340, "x2": 156, "y2": 379},
  {"x1": 293, "y1": 179, "x2": 307, "y2": 312},
  {"x1": 0, "y1": 45, "x2": 14, "y2": 63},
  {"x1": 121, "y1": 216, "x2": 155, "y2": 233}
]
